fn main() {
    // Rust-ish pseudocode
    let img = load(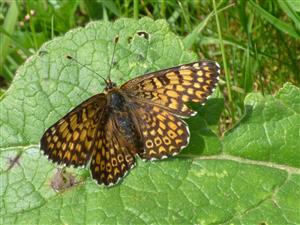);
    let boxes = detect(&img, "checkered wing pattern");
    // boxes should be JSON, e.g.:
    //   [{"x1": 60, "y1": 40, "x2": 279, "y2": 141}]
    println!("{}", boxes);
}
[
  {"x1": 40, "y1": 94, "x2": 106, "y2": 167},
  {"x1": 90, "y1": 113, "x2": 136, "y2": 186},
  {"x1": 132, "y1": 101, "x2": 189, "y2": 160},
  {"x1": 121, "y1": 61, "x2": 220, "y2": 117}
]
